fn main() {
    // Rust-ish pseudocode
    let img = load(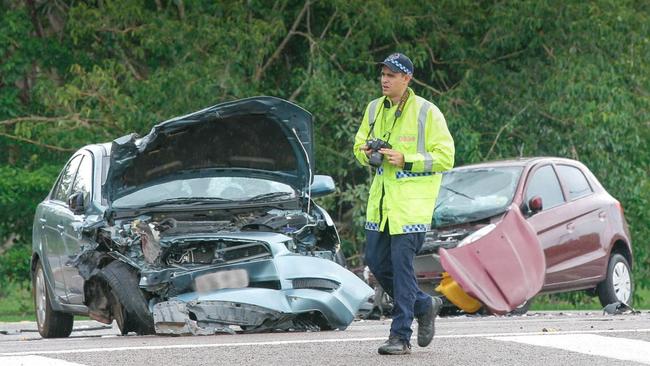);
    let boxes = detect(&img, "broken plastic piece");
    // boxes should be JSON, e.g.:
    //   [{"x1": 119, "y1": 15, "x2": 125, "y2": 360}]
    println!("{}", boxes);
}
[
  {"x1": 435, "y1": 272, "x2": 481, "y2": 313},
  {"x1": 602, "y1": 301, "x2": 637, "y2": 315}
]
